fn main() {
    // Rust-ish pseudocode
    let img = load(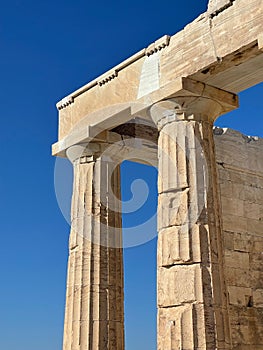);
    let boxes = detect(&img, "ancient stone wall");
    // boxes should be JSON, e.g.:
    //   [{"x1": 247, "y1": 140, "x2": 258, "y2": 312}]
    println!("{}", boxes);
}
[
  {"x1": 54, "y1": 0, "x2": 263, "y2": 343},
  {"x1": 214, "y1": 128, "x2": 263, "y2": 349}
]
